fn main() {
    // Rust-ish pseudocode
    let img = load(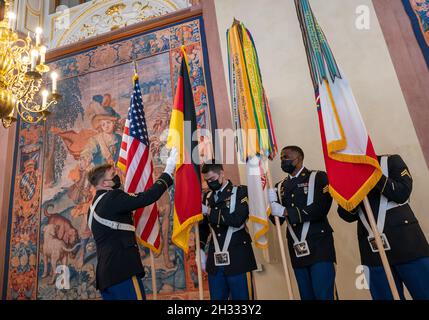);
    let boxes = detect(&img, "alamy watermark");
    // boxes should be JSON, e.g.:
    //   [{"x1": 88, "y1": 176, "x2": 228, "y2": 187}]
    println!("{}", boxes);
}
[
  {"x1": 158, "y1": 122, "x2": 272, "y2": 171},
  {"x1": 355, "y1": 264, "x2": 370, "y2": 290},
  {"x1": 355, "y1": 5, "x2": 371, "y2": 30},
  {"x1": 55, "y1": 265, "x2": 71, "y2": 290}
]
